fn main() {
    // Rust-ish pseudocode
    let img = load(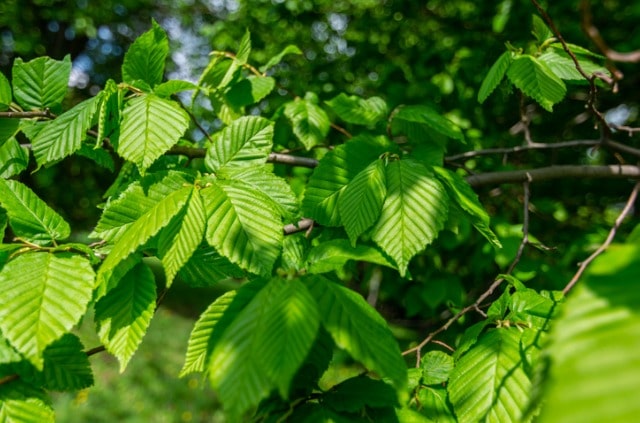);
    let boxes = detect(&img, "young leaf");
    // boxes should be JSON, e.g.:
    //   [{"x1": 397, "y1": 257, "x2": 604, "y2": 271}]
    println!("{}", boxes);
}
[
  {"x1": 0, "y1": 253, "x2": 95, "y2": 369},
  {"x1": 306, "y1": 239, "x2": 396, "y2": 274},
  {"x1": 538, "y1": 244, "x2": 640, "y2": 423},
  {"x1": 12, "y1": 55, "x2": 71, "y2": 111},
  {"x1": 478, "y1": 51, "x2": 512, "y2": 103},
  {"x1": 391, "y1": 105, "x2": 465, "y2": 144},
  {"x1": 260, "y1": 44, "x2": 302, "y2": 72},
  {"x1": 325, "y1": 93, "x2": 388, "y2": 127},
  {"x1": 538, "y1": 49, "x2": 610, "y2": 82},
  {"x1": 448, "y1": 328, "x2": 533, "y2": 423},
  {"x1": 284, "y1": 97, "x2": 330, "y2": 150},
  {"x1": 421, "y1": 351, "x2": 454, "y2": 385},
  {"x1": 0, "y1": 138, "x2": 29, "y2": 178},
  {"x1": 224, "y1": 76, "x2": 275, "y2": 109},
  {"x1": 121, "y1": 20, "x2": 168, "y2": 87},
  {"x1": 117, "y1": 94, "x2": 190, "y2": 172},
  {"x1": 153, "y1": 80, "x2": 197, "y2": 97},
  {"x1": 0, "y1": 72, "x2": 11, "y2": 111},
  {"x1": 205, "y1": 115, "x2": 273, "y2": 173},
  {"x1": 0, "y1": 380, "x2": 55, "y2": 423},
  {"x1": 371, "y1": 159, "x2": 449, "y2": 277},
  {"x1": 95, "y1": 261, "x2": 156, "y2": 372},
  {"x1": 532, "y1": 14, "x2": 553, "y2": 43},
  {"x1": 202, "y1": 180, "x2": 283, "y2": 275},
  {"x1": 235, "y1": 30, "x2": 252, "y2": 65},
  {"x1": 306, "y1": 275, "x2": 407, "y2": 390},
  {"x1": 302, "y1": 134, "x2": 396, "y2": 226},
  {"x1": 0, "y1": 179, "x2": 70, "y2": 243},
  {"x1": 338, "y1": 159, "x2": 387, "y2": 245},
  {"x1": 506, "y1": 55, "x2": 566, "y2": 112},
  {"x1": 432, "y1": 166, "x2": 501, "y2": 248},
  {"x1": 157, "y1": 188, "x2": 206, "y2": 287},
  {"x1": 31, "y1": 94, "x2": 101, "y2": 167}
]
